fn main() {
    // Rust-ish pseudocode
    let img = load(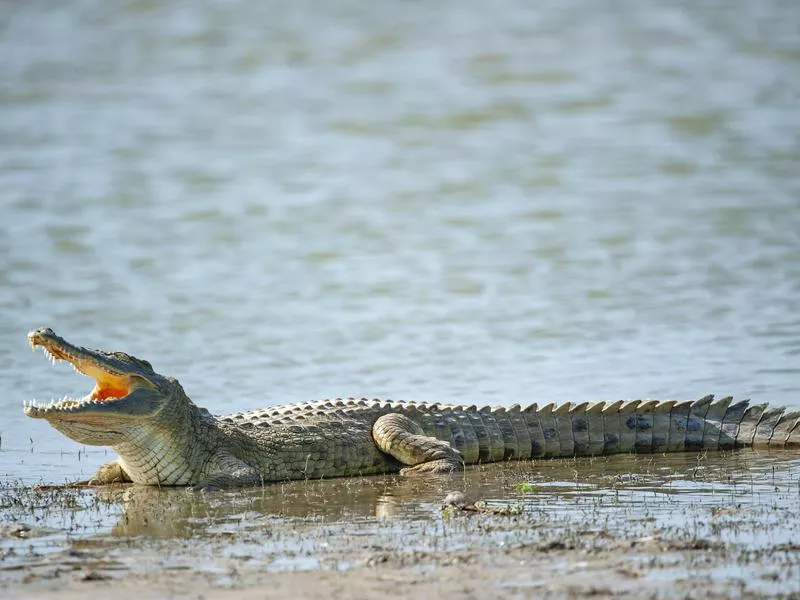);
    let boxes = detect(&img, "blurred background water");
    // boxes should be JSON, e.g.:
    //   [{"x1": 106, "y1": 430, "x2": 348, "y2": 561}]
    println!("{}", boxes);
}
[{"x1": 0, "y1": 0, "x2": 798, "y2": 483}]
